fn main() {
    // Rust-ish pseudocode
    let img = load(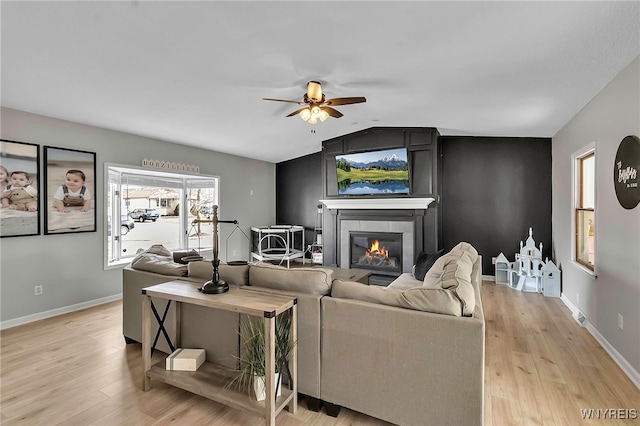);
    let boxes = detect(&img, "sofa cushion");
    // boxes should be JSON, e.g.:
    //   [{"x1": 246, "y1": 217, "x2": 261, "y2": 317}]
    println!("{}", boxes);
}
[
  {"x1": 130, "y1": 251, "x2": 188, "y2": 277},
  {"x1": 387, "y1": 273, "x2": 423, "y2": 290},
  {"x1": 438, "y1": 256, "x2": 476, "y2": 316},
  {"x1": 413, "y1": 249, "x2": 445, "y2": 281},
  {"x1": 423, "y1": 242, "x2": 478, "y2": 287},
  {"x1": 450, "y1": 241, "x2": 478, "y2": 263},
  {"x1": 141, "y1": 244, "x2": 172, "y2": 256},
  {"x1": 249, "y1": 262, "x2": 333, "y2": 295},
  {"x1": 422, "y1": 254, "x2": 452, "y2": 287},
  {"x1": 188, "y1": 261, "x2": 250, "y2": 286},
  {"x1": 332, "y1": 256, "x2": 475, "y2": 317}
]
